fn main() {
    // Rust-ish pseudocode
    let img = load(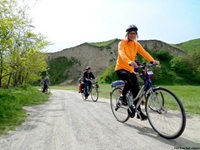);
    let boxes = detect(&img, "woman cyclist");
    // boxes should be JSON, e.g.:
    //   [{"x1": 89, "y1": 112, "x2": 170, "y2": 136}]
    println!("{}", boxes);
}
[{"x1": 115, "y1": 24, "x2": 159, "y2": 120}]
